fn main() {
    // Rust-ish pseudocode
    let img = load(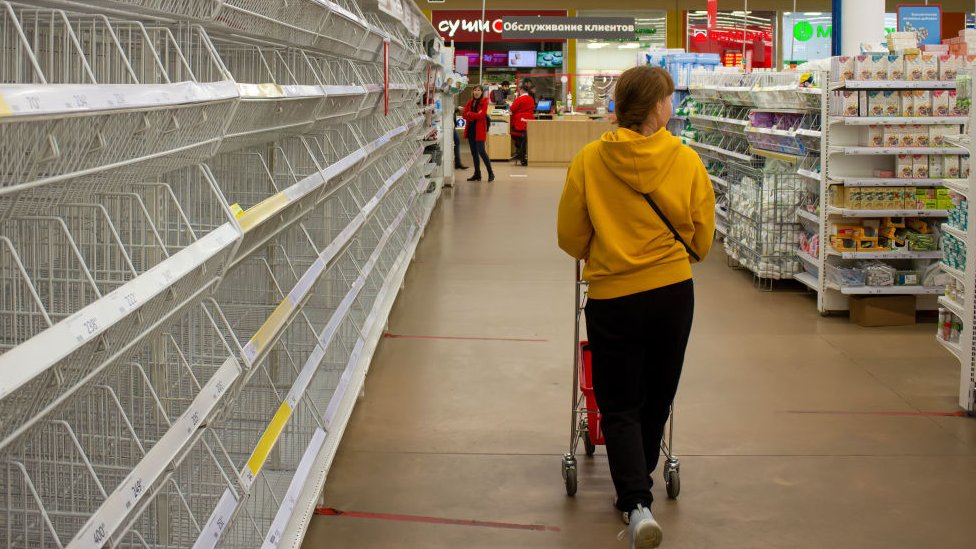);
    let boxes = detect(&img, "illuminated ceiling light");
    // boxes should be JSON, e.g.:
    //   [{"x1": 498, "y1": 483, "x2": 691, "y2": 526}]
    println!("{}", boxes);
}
[
  {"x1": 587, "y1": 42, "x2": 609, "y2": 49},
  {"x1": 618, "y1": 43, "x2": 640, "y2": 49}
]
